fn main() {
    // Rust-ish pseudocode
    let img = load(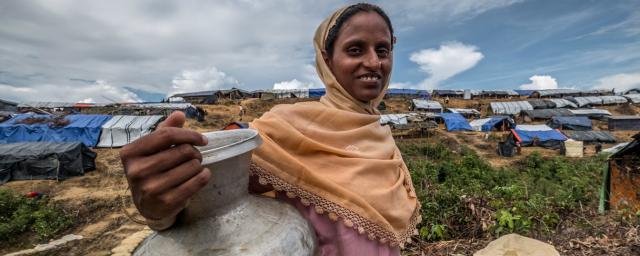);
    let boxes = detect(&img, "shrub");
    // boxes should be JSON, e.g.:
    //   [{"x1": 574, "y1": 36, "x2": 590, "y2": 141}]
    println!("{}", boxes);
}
[{"x1": 0, "y1": 189, "x2": 71, "y2": 242}]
